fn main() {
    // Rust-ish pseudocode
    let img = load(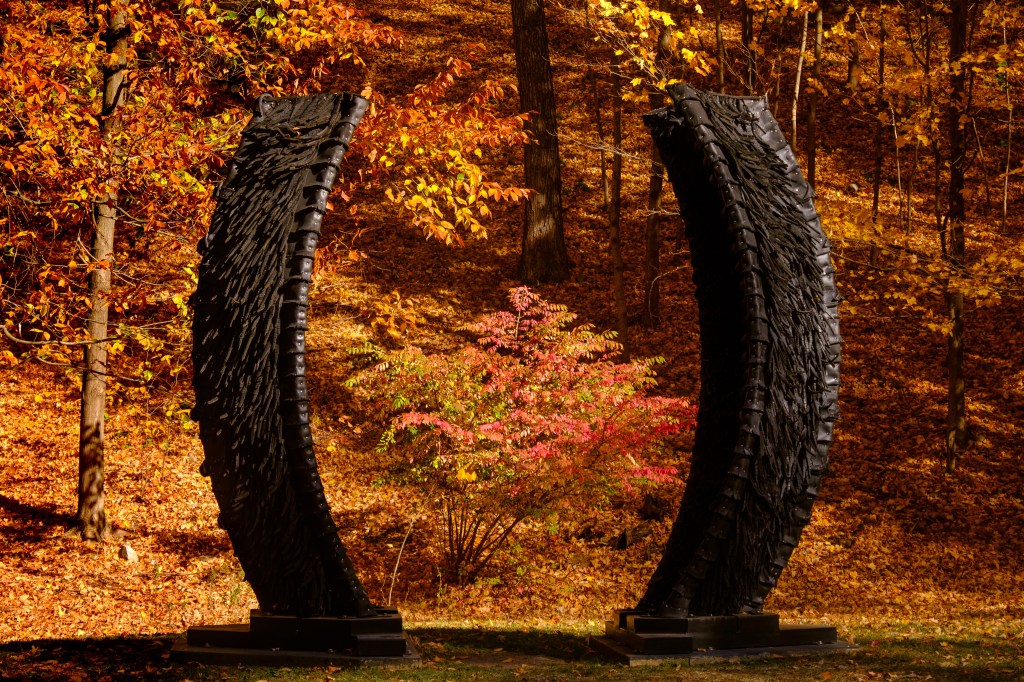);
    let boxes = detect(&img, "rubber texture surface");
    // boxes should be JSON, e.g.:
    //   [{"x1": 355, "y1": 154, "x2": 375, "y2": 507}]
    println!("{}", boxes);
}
[
  {"x1": 191, "y1": 93, "x2": 375, "y2": 617},
  {"x1": 639, "y1": 84, "x2": 841, "y2": 617}
]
